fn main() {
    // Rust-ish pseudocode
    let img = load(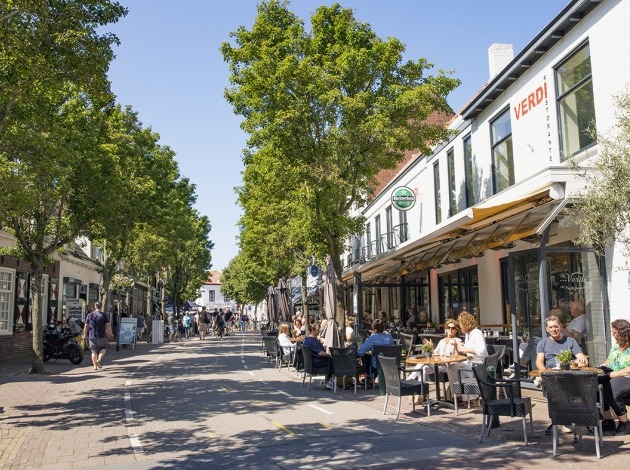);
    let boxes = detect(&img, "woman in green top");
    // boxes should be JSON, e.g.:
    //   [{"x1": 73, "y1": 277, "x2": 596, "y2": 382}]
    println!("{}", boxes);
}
[{"x1": 601, "y1": 319, "x2": 630, "y2": 435}]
